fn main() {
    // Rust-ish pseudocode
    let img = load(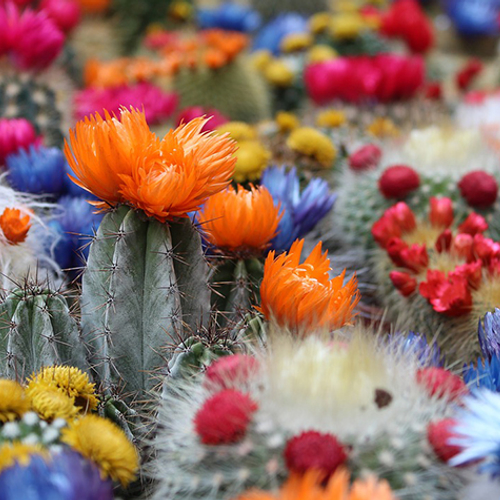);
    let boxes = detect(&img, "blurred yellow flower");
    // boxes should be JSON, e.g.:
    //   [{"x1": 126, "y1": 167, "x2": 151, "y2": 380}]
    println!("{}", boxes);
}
[
  {"x1": 216, "y1": 122, "x2": 257, "y2": 142},
  {"x1": 308, "y1": 45, "x2": 338, "y2": 63},
  {"x1": 287, "y1": 127, "x2": 337, "y2": 167},
  {"x1": 0, "y1": 380, "x2": 29, "y2": 423},
  {"x1": 264, "y1": 60, "x2": 295, "y2": 87},
  {"x1": 367, "y1": 117, "x2": 399, "y2": 138},
  {"x1": 316, "y1": 109, "x2": 347, "y2": 128},
  {"x1": 0, "y1": 442, "x2": 47, "y2": 473},
  {"x1": 251, "y1": 50, "x2": 272, "y2": 72},
  {"x1": 234, "y1": 141, "x2": 271, "y2": 182},
  {"x1": 309, "y1": 12, "x2": 332, "y2": 34},
  {"x1": 281, "y1": 33, "x2": 313, "y2": 53},
  {"x1": 330, "y1": 14, "x2": 365, "y2": 39},
  {"x1": 276, "y1": 111, "x2": 300, "y2": 133}
]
